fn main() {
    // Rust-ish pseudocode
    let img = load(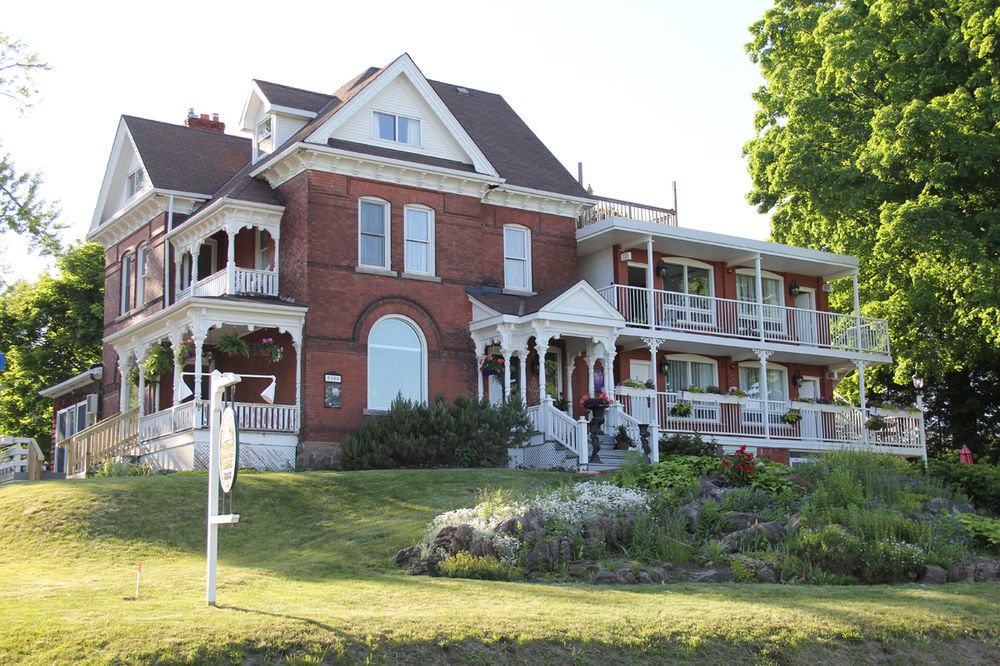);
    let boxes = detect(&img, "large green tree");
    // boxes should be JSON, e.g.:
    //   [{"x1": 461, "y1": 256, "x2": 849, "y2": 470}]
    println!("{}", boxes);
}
[
  {"x1": 745, "y1": 0, "x2": 1000, "y2": 383},
  {"x1": 0, "y1": 243, "x2": 104, "y2": 450}
]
